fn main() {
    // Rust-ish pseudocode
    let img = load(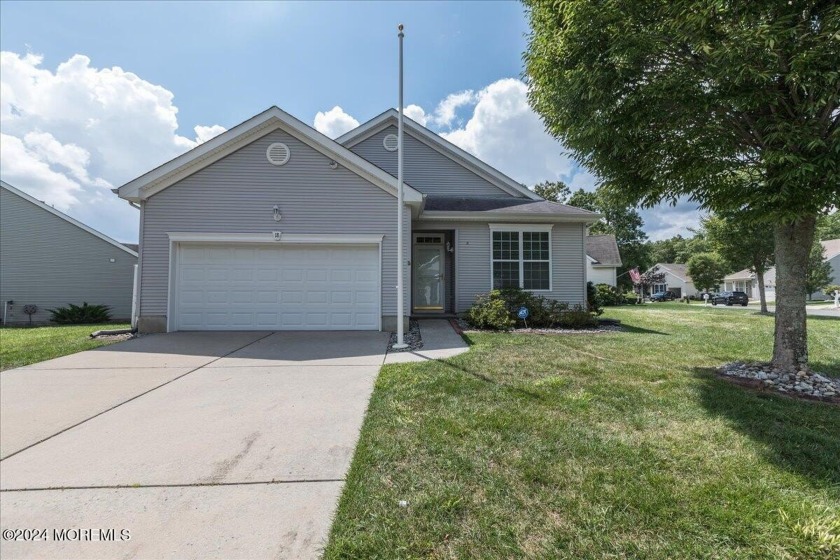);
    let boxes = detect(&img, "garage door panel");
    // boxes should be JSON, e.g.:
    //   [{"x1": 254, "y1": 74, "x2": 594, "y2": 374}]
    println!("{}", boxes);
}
[
  {"x1": 174, "y1": 243, "x2": 380, "y2": 331},
  {"x1": 331, "y1": 291, "x2": 352, "y2": 304},
  {"x1": 281, "y1": 291, "x2": 304, "y2": 304}
]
